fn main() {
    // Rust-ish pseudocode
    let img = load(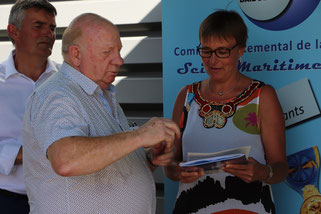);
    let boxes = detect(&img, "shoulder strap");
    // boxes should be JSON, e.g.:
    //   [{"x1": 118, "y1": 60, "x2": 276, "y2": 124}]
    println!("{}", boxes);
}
[{"x1": 179, "y1": 83, "x2": 196, "y2": 132}]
